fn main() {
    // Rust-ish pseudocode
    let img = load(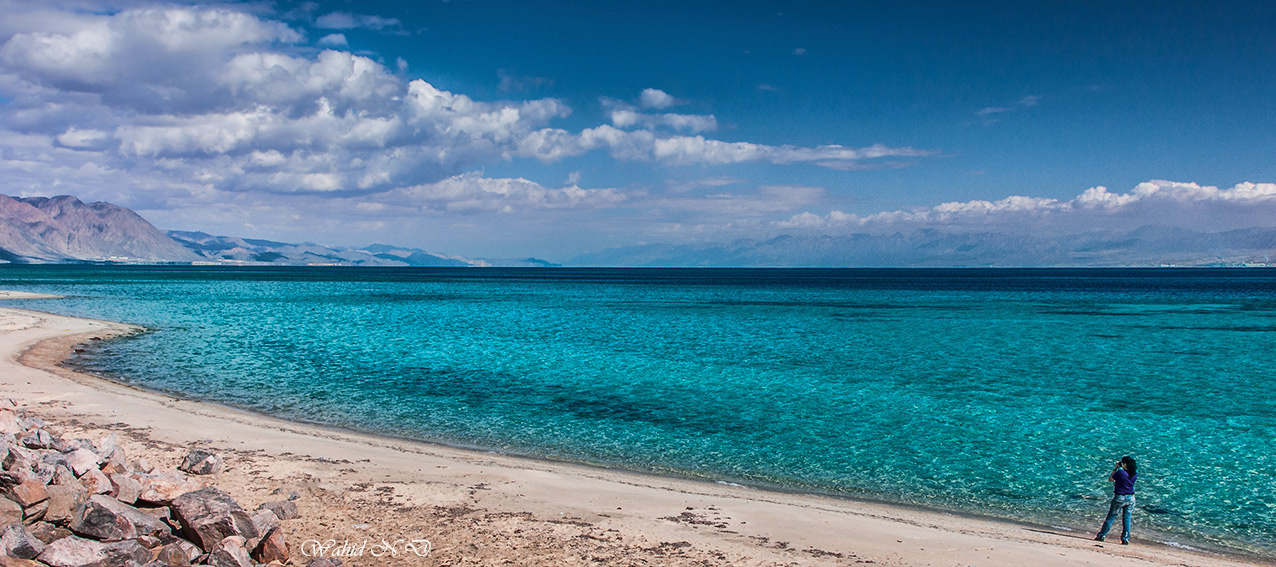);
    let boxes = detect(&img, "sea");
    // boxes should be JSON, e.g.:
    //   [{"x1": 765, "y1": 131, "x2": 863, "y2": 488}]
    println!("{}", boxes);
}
[{"x1": 1, "y1": 265, "x2": 1273, "y2": 557}]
